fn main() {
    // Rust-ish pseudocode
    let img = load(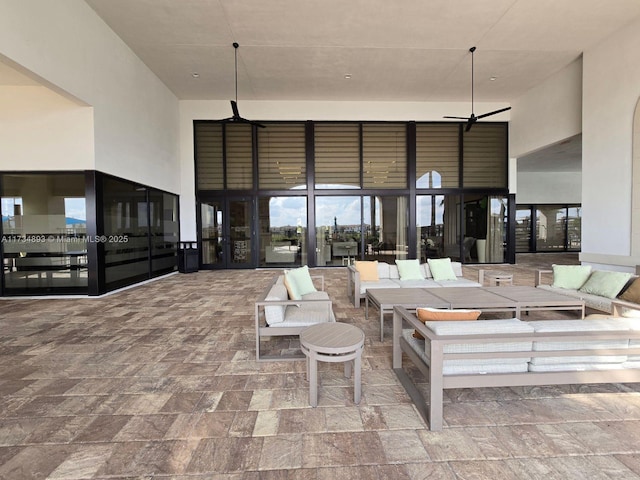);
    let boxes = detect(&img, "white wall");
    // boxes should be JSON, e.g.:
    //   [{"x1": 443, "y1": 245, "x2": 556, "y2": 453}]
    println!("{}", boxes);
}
[
  {"x1": 0, "y1": 86, "x2": 94, "y2": 170},
  {"x1": 0, "y1": 0, "x2": 179, "y2": 193},
  {"x1": 510, "y1": 58, "x2": 583, "y2": 159},
  {"x1": 581, "y1": 16, "x2": 640, "y2": 268},
  {"x1": 179, "y1": 99, "x2": 511, "y2": 240},
  {"x1": 516, "y1": 172, "x2": 582, "y2": 205}
]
